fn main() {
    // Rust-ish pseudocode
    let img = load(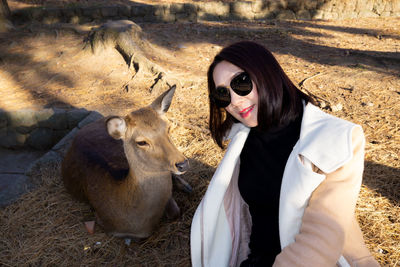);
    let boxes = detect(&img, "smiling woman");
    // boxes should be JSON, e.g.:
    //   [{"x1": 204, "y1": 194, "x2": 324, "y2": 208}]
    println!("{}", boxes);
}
[{"x1": 191, "y1": 41, "x2": 380, "y2": 267}]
